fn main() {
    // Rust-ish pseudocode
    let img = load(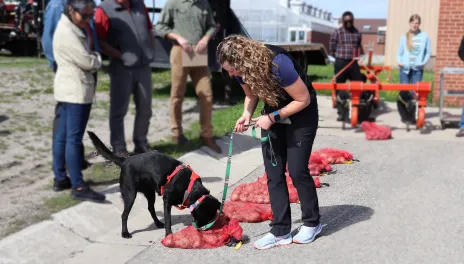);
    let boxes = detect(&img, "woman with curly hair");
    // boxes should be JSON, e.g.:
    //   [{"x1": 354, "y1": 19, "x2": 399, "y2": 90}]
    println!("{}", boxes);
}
[{"x1": 216, "y1": 35, "x2": 322, "y2": 250}]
